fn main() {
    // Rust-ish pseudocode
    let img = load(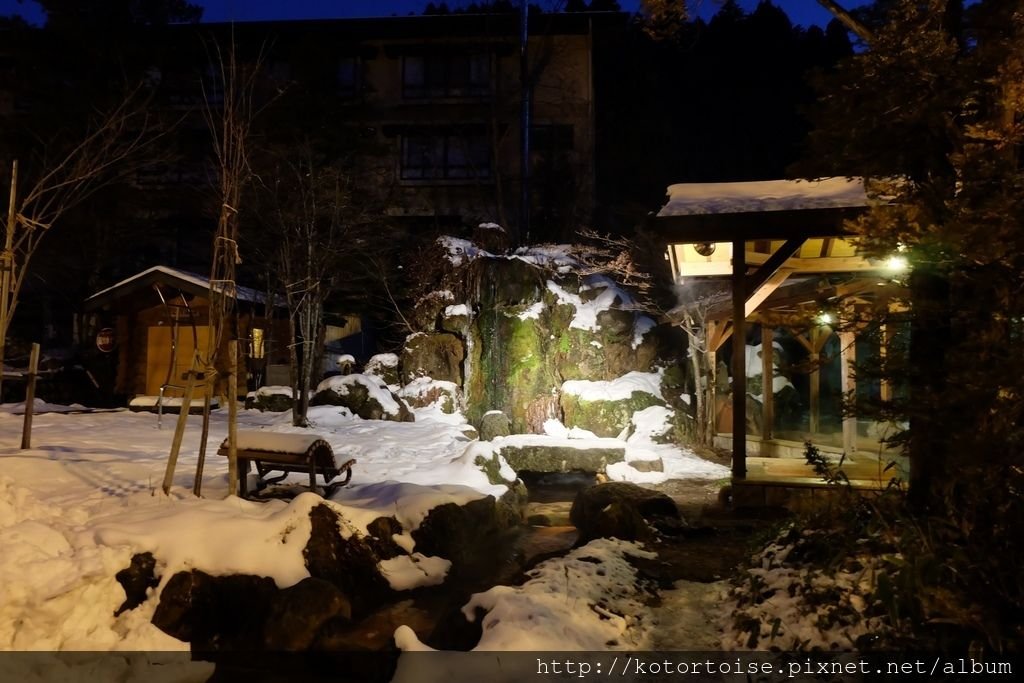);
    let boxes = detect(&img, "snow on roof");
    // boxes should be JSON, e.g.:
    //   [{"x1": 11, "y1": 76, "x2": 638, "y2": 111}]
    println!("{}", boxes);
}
[
  {"x1": 657, "y1": 177, "x2": 870, "y2": 217},
  {"x1": 86, "y1": 265, "x2": 267, "y2": 305}
]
